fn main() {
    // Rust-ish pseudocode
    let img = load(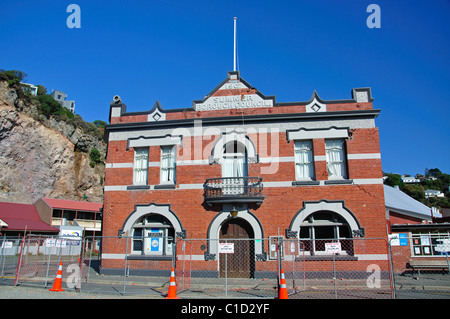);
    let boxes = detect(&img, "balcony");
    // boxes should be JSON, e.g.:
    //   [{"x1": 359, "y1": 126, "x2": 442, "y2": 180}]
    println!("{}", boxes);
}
[{"x1": 204, "y1": 177, "x2": 264, "y2": 206}]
